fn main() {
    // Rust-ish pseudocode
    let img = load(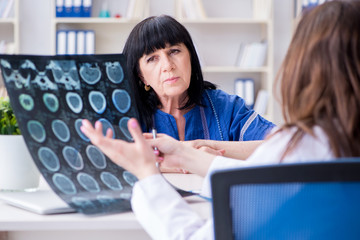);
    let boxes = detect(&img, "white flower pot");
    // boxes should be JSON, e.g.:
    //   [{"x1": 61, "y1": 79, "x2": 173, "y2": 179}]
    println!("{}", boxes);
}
[{"x1": 0, "y1": 135, "x2": 40, "y2": 191}]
